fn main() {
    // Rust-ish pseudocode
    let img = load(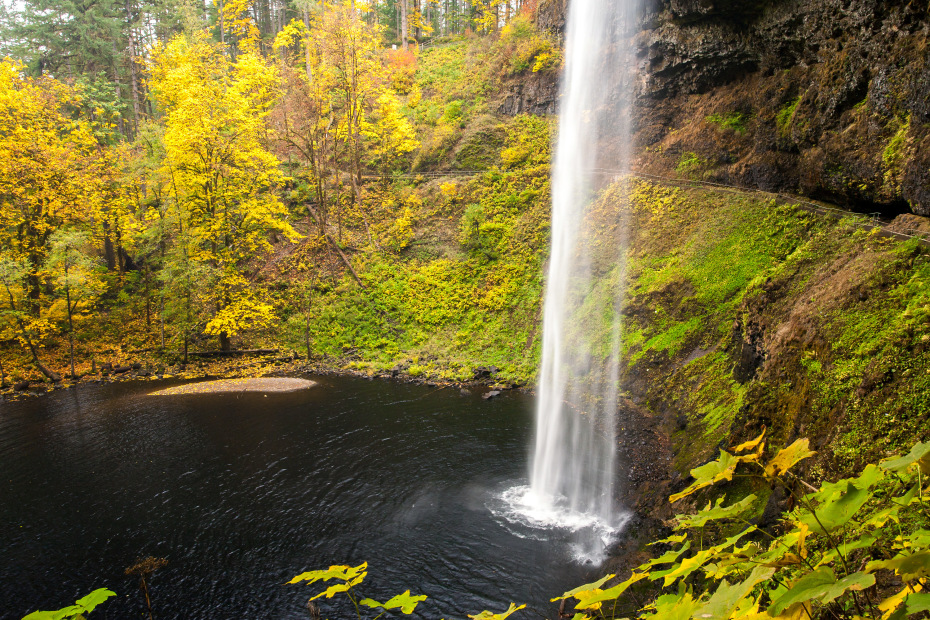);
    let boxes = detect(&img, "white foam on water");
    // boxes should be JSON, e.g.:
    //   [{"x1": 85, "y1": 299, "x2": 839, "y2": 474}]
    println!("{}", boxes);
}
[{"x1": 488, "y1": 485, "x2": 630, "y2": 563}]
